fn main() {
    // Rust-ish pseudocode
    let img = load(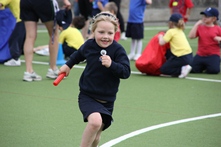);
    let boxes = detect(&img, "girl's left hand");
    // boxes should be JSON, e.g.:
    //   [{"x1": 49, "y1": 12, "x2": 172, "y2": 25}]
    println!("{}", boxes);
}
[{"x1": 100, "y1": 55, "x2": 112, "y2": 68}]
